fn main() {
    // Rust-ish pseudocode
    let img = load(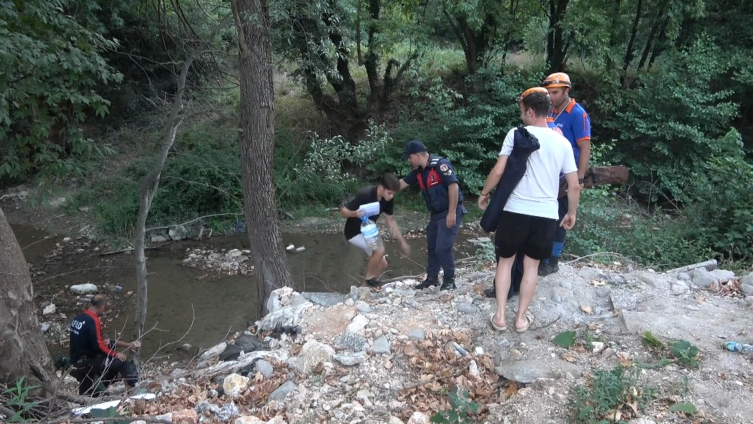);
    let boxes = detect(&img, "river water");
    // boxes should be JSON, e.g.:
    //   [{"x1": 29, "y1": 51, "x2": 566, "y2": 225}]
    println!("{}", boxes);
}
[{"x1": 13, "y1": 223, "x2": 475, "y2": 358}]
